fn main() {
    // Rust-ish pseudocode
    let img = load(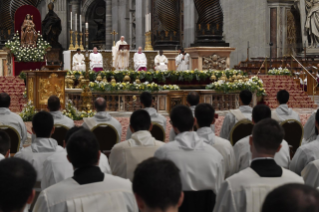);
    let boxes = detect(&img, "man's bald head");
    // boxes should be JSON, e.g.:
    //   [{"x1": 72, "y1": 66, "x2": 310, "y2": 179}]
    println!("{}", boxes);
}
[{"x1": 94, "y1": 97, "x2": 106, "y2": 112}]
